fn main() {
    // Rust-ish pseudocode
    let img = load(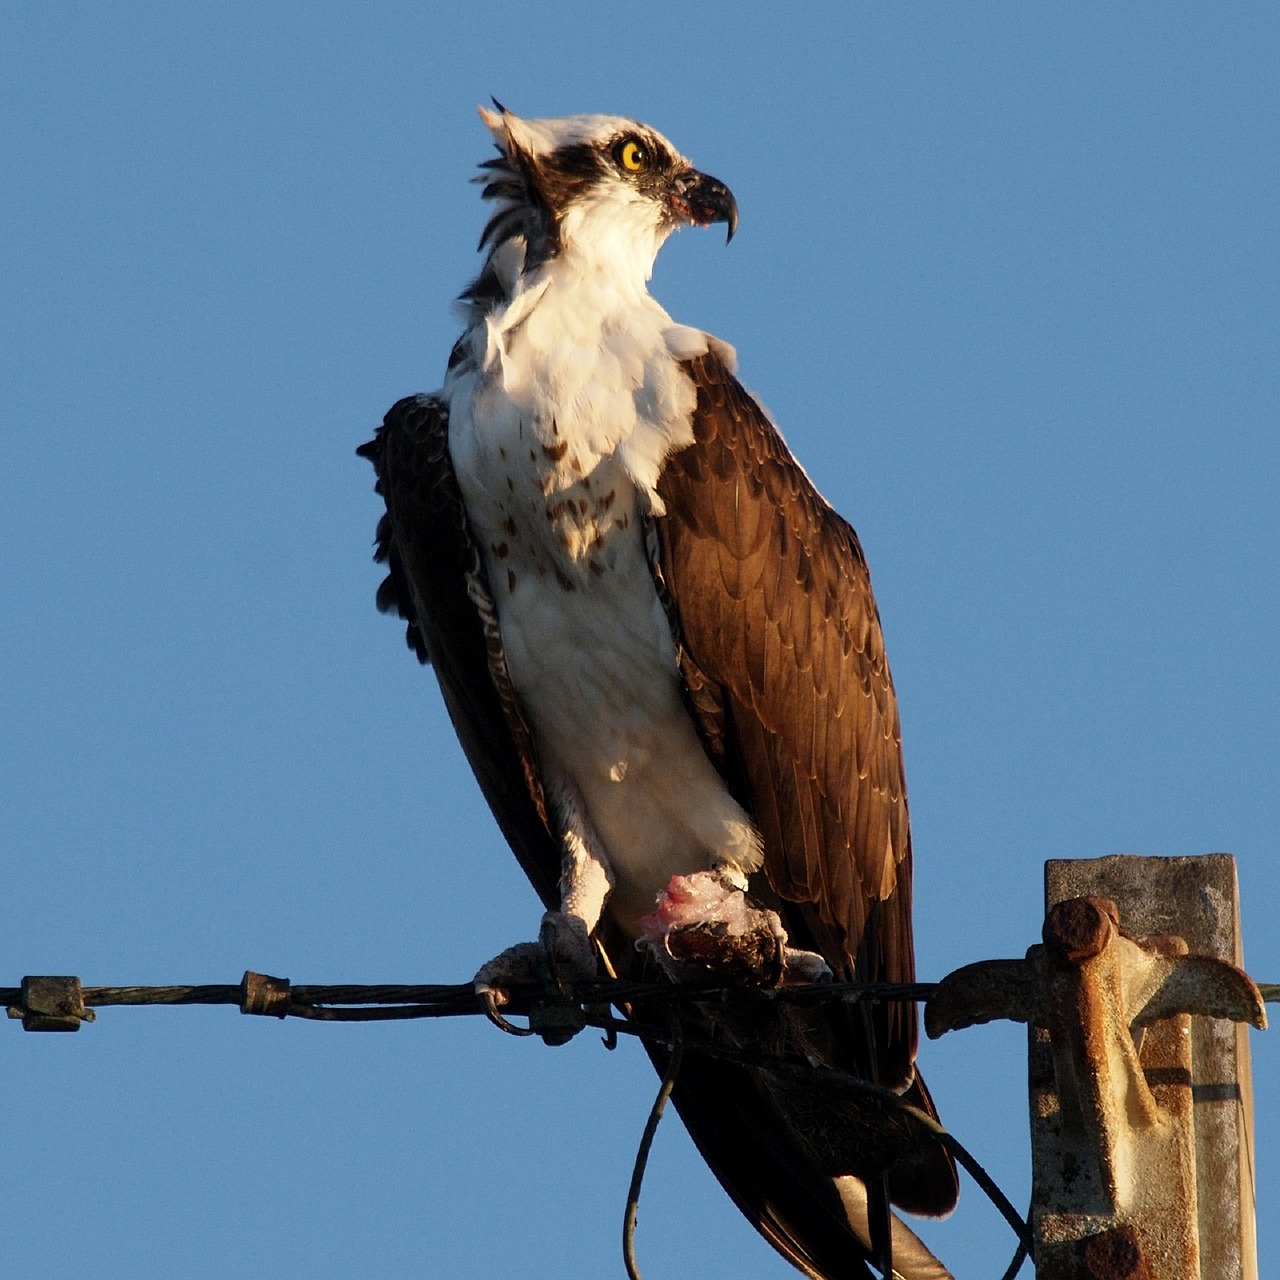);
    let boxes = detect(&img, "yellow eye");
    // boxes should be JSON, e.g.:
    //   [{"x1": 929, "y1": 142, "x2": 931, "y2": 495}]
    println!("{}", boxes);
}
[{"x1": 616, "y1": 138, "x2": 648, "y2": 172}]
